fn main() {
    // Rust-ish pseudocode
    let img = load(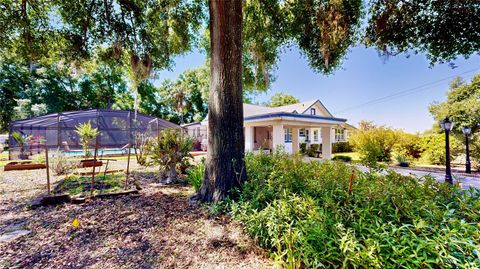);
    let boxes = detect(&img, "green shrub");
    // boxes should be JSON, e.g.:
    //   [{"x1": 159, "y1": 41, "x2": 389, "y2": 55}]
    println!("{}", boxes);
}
[
  {"x1": 420, "y1": 133, "x2": 461, "y2": 165},
  {"x1": 306, "y1": 144, "x2": 319, "y2": 157},
  {"x1": 299, "y1": 143, "x2": 307, "y2": 154},
  {"x1": 349, "y1": 126, "x2": 398, "y2": 166},
  {"x1": 332, "y1": 141, "x2": 353, "y2": 153},
  {"x1": 332, "y1": 155, "x2": 352, "y2": 162},
  {"x1": 395, "y1": 154, "x2": 409, "y2": 167},
  {"x1": 186, "y1": 158, "x2": 205, "y2": 192},
  {"x1": 229, "y1": 152, "x2": 480, "y2": 268}
]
